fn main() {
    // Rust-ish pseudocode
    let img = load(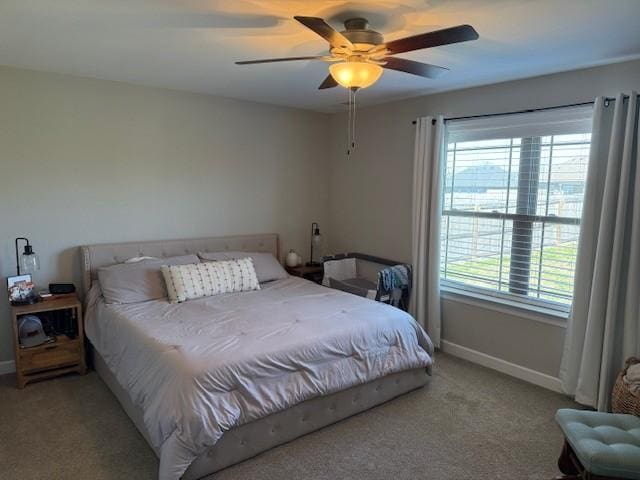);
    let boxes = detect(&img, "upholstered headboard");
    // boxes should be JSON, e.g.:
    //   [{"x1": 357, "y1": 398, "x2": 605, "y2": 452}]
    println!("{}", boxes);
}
[{"x1": 80, "y1": 233, "x2": 279, "y2": 295}]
